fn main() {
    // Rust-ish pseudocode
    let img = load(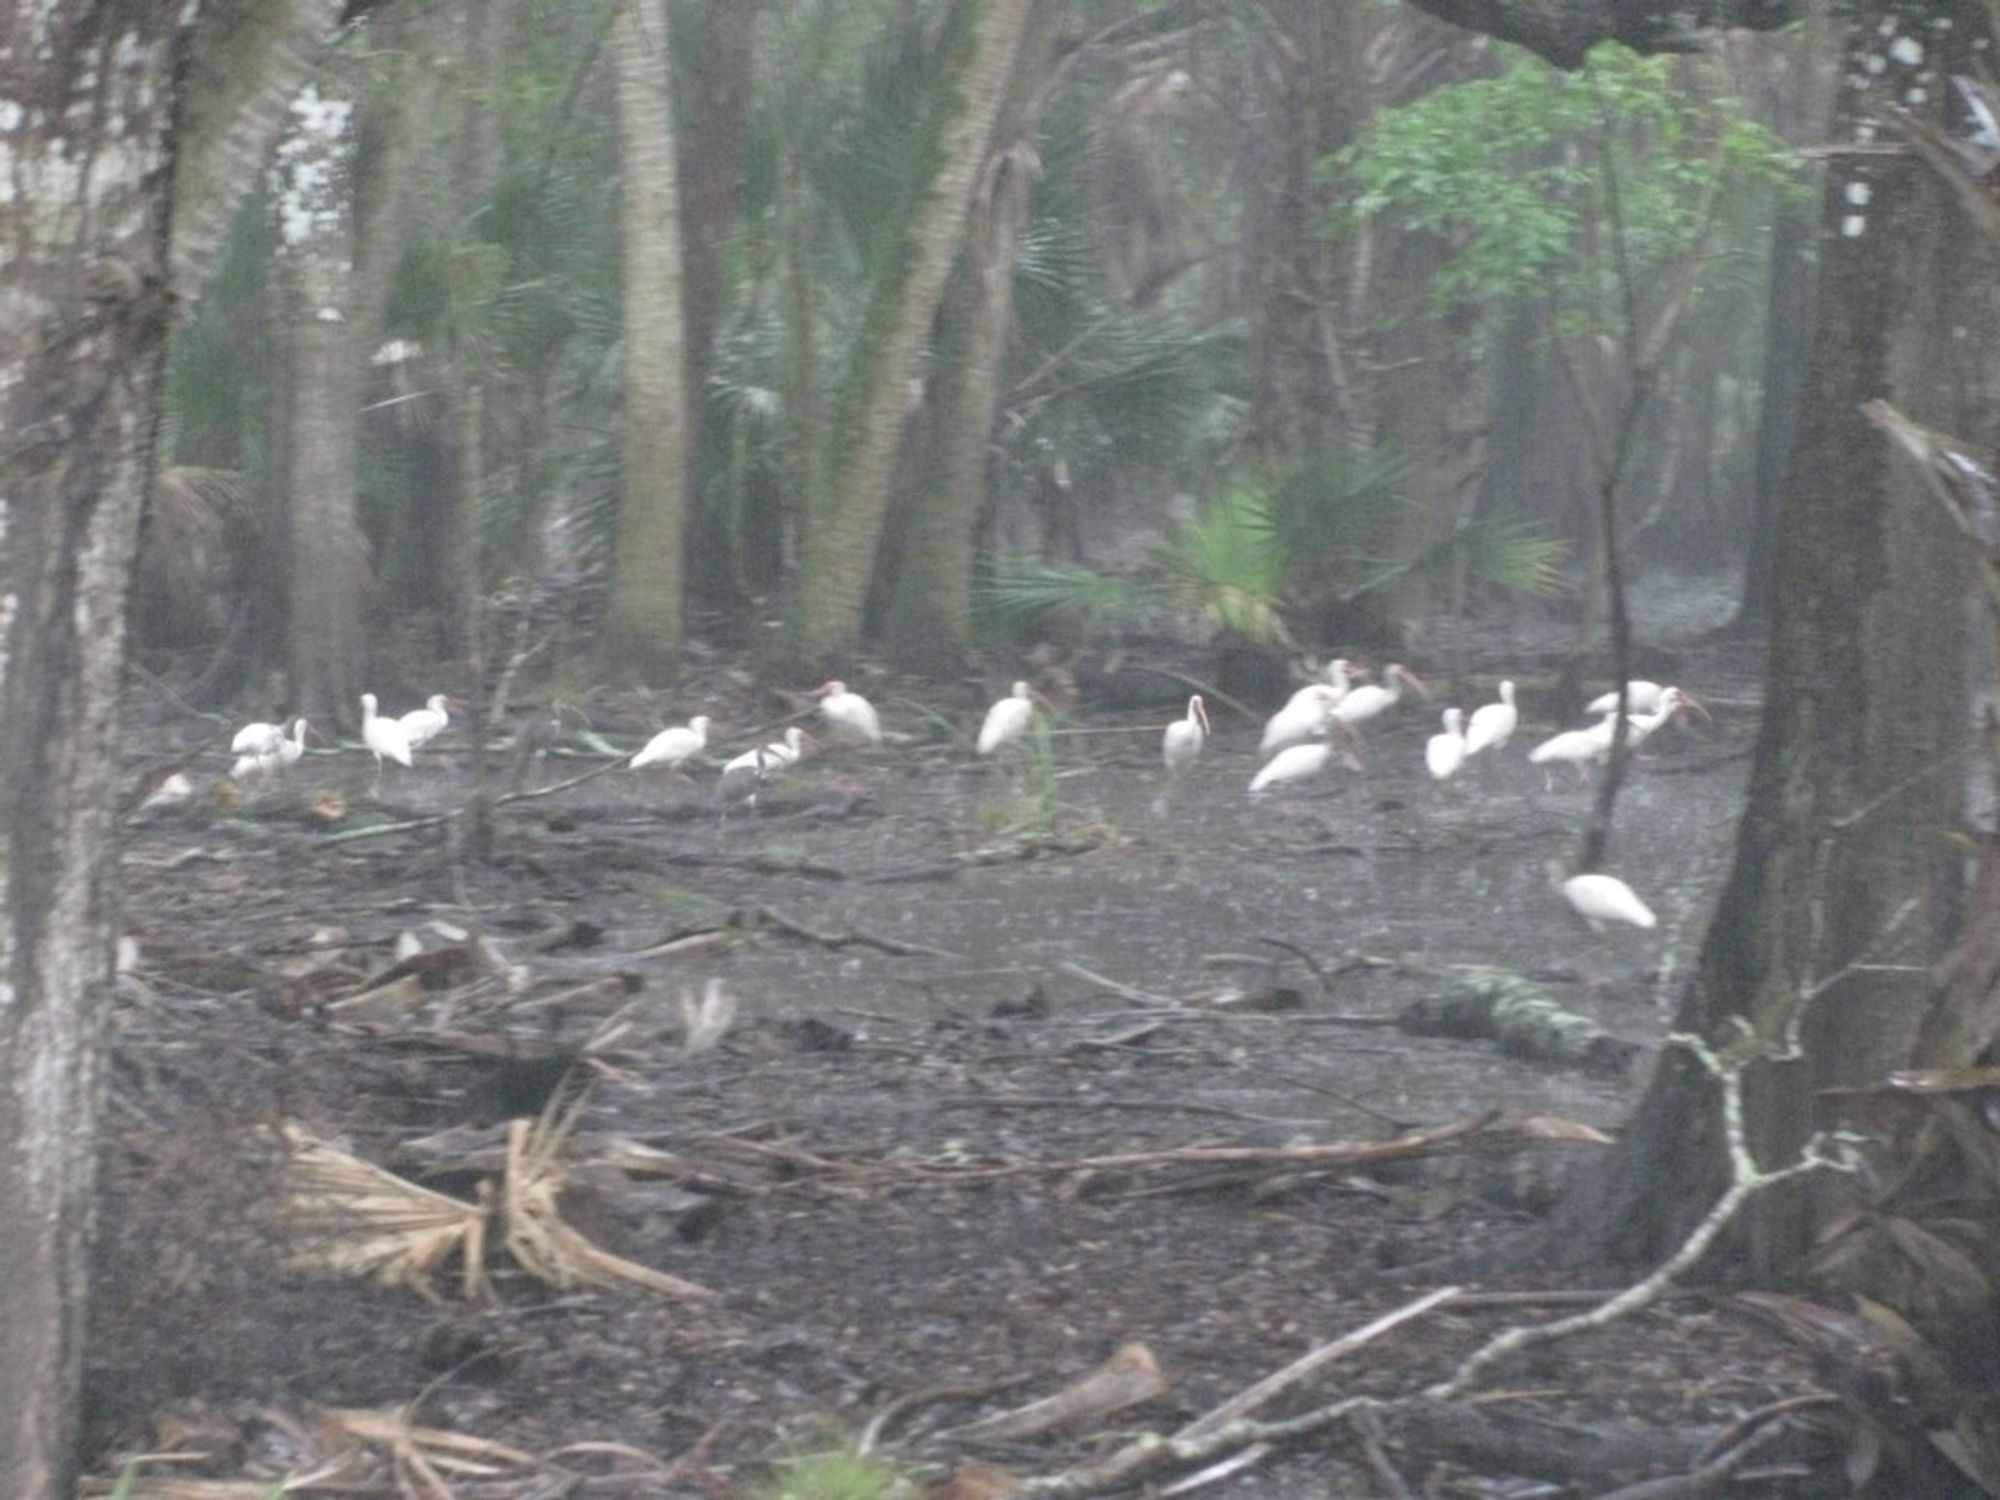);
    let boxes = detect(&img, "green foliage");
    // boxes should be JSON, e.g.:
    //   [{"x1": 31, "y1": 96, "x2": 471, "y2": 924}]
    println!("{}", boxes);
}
[
  {"x1": 976, "y1": 710, "x2": 1082, "y2": 840},
  {"x1": 977, "y1": 560, "x2": 1145, "y2": 638},
  {"x1": 751, "y1": 1448, "x2": 904, "y2": 1500},
  {"x1": 1328, "y1": 43, "x2": 1800, "y2": 321},
  {"x1": 1154, "y1": 479, "x2": 1291, "y2": 647}
]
